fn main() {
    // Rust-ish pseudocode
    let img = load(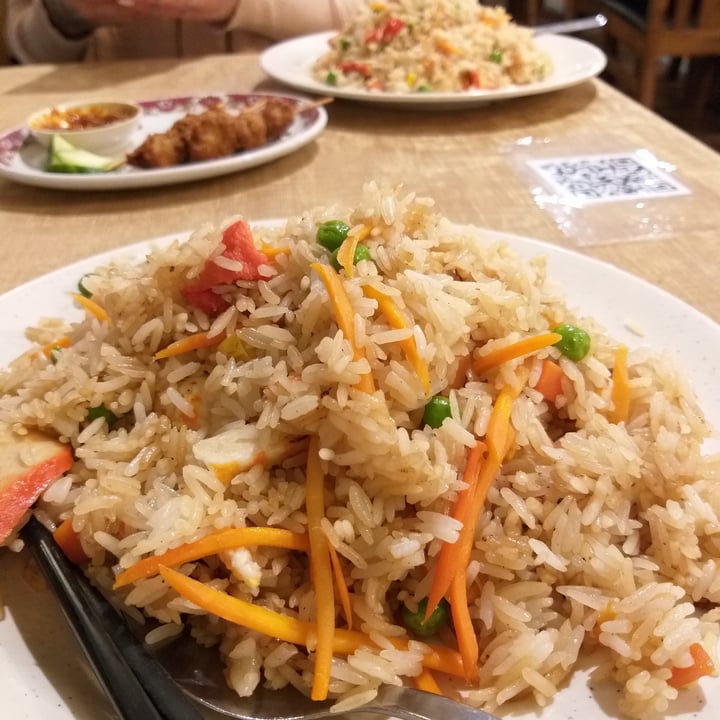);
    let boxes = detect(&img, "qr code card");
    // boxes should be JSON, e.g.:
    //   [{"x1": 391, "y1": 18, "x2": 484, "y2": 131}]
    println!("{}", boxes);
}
[{"x1": 526, "y1": 151, "x2": 691, "y2": 205}]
